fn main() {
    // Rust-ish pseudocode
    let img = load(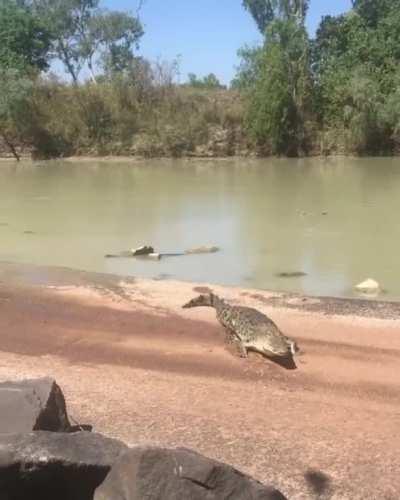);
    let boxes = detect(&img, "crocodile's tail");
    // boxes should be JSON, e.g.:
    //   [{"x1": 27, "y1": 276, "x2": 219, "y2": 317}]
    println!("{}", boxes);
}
[{"x1": 182, "y1": 292, "x2": 224, "y2": 309}]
